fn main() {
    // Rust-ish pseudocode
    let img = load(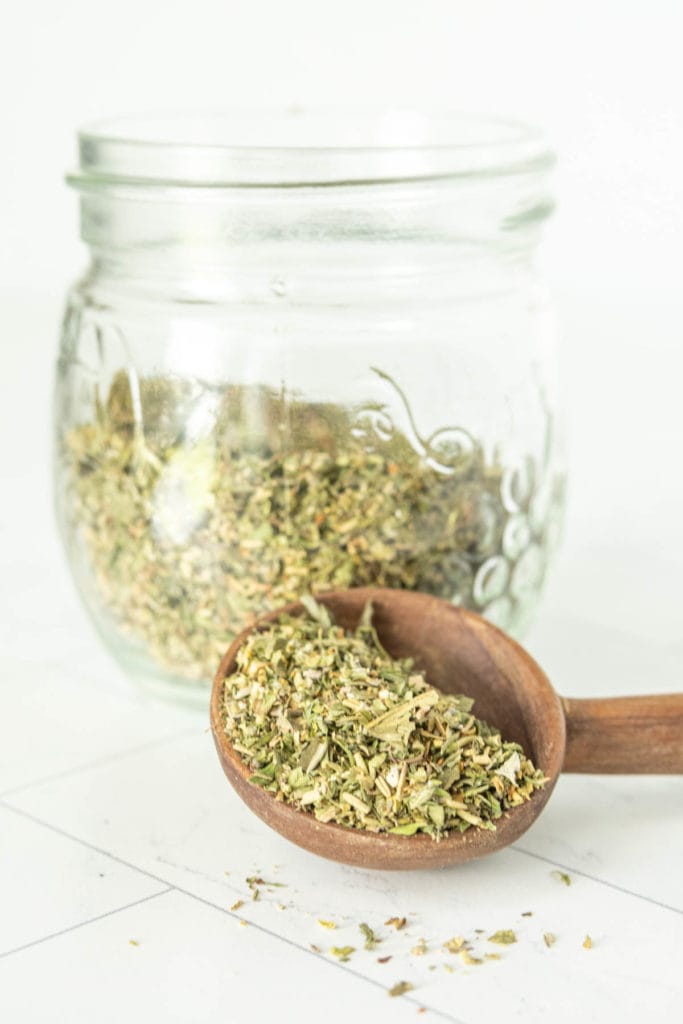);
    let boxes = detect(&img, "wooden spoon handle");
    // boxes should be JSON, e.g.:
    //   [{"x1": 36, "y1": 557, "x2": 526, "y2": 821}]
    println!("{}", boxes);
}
[{"x1": 562, "y1": 694, "x2": 683, "y2": 773}]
